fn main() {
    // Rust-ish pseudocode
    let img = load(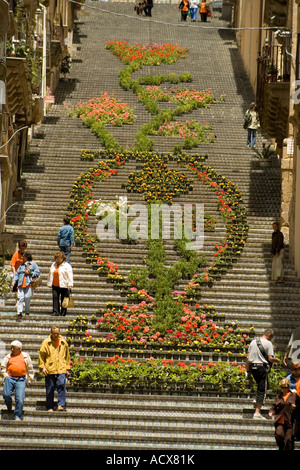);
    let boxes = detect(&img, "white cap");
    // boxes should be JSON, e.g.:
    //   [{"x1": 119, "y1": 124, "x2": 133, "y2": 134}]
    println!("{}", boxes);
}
[{"x1": 11, "y1": 340, "x2": 22, "y2": 350}]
